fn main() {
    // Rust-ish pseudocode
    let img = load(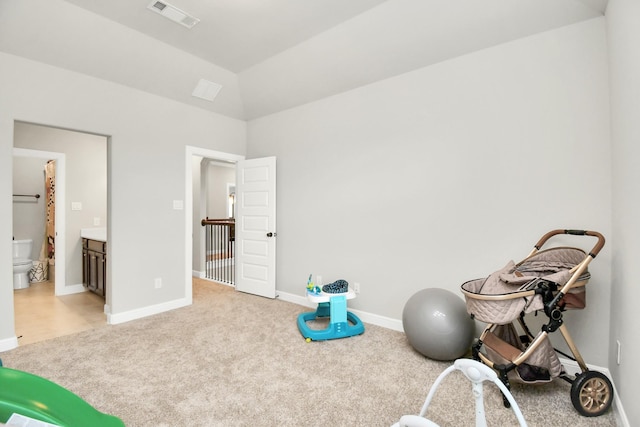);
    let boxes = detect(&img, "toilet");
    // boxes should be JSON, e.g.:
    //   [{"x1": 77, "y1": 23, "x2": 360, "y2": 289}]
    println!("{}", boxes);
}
[{"x1": 13, "y1": 239, "x2": 33, "y2": 290}]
